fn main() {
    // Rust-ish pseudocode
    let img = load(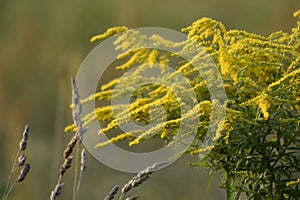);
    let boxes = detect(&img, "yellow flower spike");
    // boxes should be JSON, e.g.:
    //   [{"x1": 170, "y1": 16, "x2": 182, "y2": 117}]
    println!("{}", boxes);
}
[
  {"x1": 213, "y1": 119, "x2": 225, "y2": 142},
  {"x1": 95, "y1": 133, "x2": 133, "y2": 148},
  {"x1": 241, "y1": 92, "x2": 273, "y2": 120},
  {"x1": 189, "y1": 146, "x2": 214, "y2": 155},
  {"x1": 257, "y1": 93, "x2": 271, "y2": 119},
  {"x1": 146, "y1": 50, "x2": 158, "y2": 65},
  {"x1": 268, "y1": 68, "x2": 300, "y2": 89},
  {"x1": 129, "y1": 116, "x2": 182, "y2": 147},
  {"x1": 293, "y1": 10, "x2": 300, "y2": 18},
  {"x1": 190, "y1": 17, "x2": 225, "y2": 38},
  {"x1": 80, "y1": 90, "x2": 113, "y2": 104},
  {"x1": 113, "y1": 29, "x2": 138, "y2": 46},
  {"x1": 90, "y1": 26, "x2": 128, "y2": 42},
  {"x1": 64, "y1": 124, "x2": 76, "y2": 132},
  {"x1": 101, "y1": 79, "x2": 119, "y2": 91},
  {"x1": 226, "y1": 30, "x2": 268, "y2": 42},
  {"x1": 286, "y1": 178, "x2": 300, "y2": 186},
  {"x1": 98, "y1": 120, "x2": 119, "y2": 134},
  {"x1": 160, "y1": 128, "x2": 169, "y2": 139},
  {"x1": 149, "y1": 34, "x2": 178, "y2": 48},
  {"x1": 116, "y1": 50, "x2": 134, "y2": 60},
  {"x1": 115, "y1": 49, "x2": 148, "y2": 70},
  {"x1": 129, "y1": 139, "x2": 140, "y2": 147}
]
